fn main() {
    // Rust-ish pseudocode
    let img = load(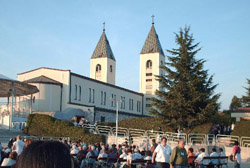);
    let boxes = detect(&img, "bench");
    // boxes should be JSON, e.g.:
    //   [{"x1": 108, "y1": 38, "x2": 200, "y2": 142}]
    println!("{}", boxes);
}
[{"x1": 201, "y1": 156, "x2": 228, "y2": 168}]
